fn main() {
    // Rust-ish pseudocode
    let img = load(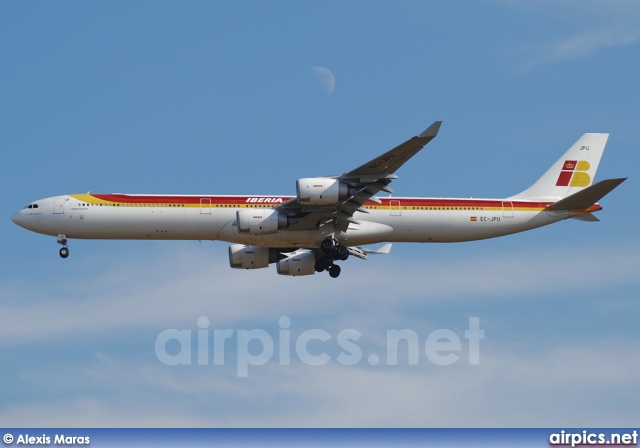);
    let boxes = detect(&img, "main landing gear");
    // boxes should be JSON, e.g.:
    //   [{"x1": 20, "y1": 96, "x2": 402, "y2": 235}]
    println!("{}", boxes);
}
[
  {"x1": 315, "y1": 238, "x2": 349, "y2": 278},
  {"x1": 57, "y1": 234, "x2": 69, "y2": 259}
]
